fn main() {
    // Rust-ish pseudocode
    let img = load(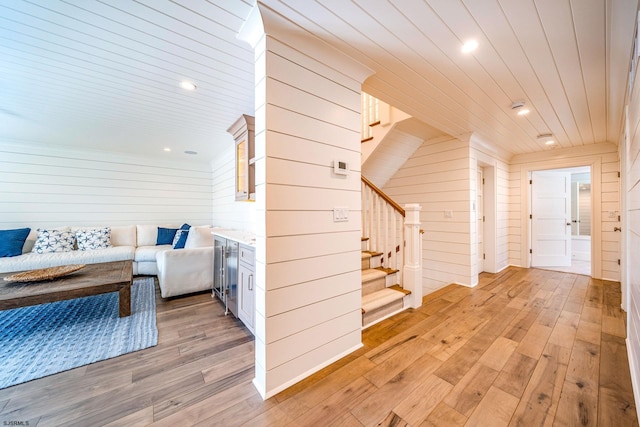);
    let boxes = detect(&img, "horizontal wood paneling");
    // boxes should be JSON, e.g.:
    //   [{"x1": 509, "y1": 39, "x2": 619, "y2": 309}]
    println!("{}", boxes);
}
[
  {"x1": 384, "y1": 136, "x2": 473, "y2": 293},
  {"x1": 625, "y1": 59, "x2": 640, "y2": 413},
  {"x1": 265, "y1": 251, "x2": 360, "y2": 291},
  {"x1": 254, "y1": 30, "x2": 365, "y2": 398},
  {"x1": 0, "y1": 0, "x2": 255, "y2": 160},
  {"x1": 0, "y1": 143, "x2": 212, "y2": 229},
  {"x1": 265, "y1": 270, "x2": 361, "y2": 316},
  {"x1": 265, "y1": 291, "x2": 361, "y2": 344}
]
